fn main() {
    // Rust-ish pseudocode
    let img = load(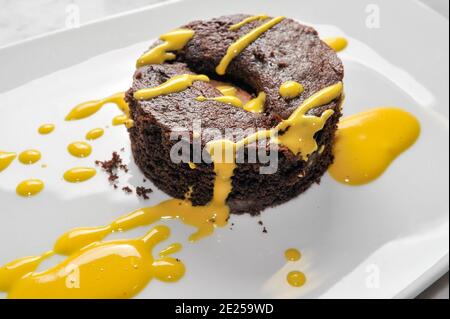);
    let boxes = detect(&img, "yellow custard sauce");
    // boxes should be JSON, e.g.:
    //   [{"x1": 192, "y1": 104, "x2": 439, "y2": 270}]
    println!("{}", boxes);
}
[
  {"x1": 1, "y1": 226, "x2": 185, "y2": 299},
  {"x1": 0, "y1": 151, "x2": 16, "y2": 173},
  {"x1": 329, "y1": 107, "x2": 420, "y2": 185},
  {"x1": 18, "y1": 150, "x2": 41, "y2": 165},
  {"x1": 67, "y1": 141, "x2": 92, "y2": 158},
  {"x1": 323, "y1": 37, "x2": 348, "y2": 52},
  {"x1": 38, "y1": 124, "x2": 55, "y2": 135},
  {"x1": 196, "y1": 95, "x2": 243, "y2": 108},
  {"x1": 136, "y1": 29, "x2": 195, "y2": 67},
  {"x1": 229, "y1": 15, "x2": 269, "y2": 31},
  {"x1": 63, "y1": 167, "x2": 97, "y2": 183},
  {"x1": 86, "y1": 128, "x2": 104, "y2": 140},
  {"x1": 216, "y1": 16, "x2": 285, "y2": 75},
  {"x1": 159, "y1": 243, "x2": 183, "y2": 258},
  {"x1": 279, "y1": 81, "x2": 304, "y2": 99},
  {"x1": 16, "y1": 179, "x2": 44, "y2": 197},
  {"x1": 285, "y1": 248, "x2": 301, "y2": 262},
  {"x1": 287, "y1": 271, "x2": 306, "y2": 288},
  {"x1": 134, "y1": 74, "x2": 209, "y2": 100},
  {"x1": 65, "y1": 92, "x2": 129, "y2": 121}
]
